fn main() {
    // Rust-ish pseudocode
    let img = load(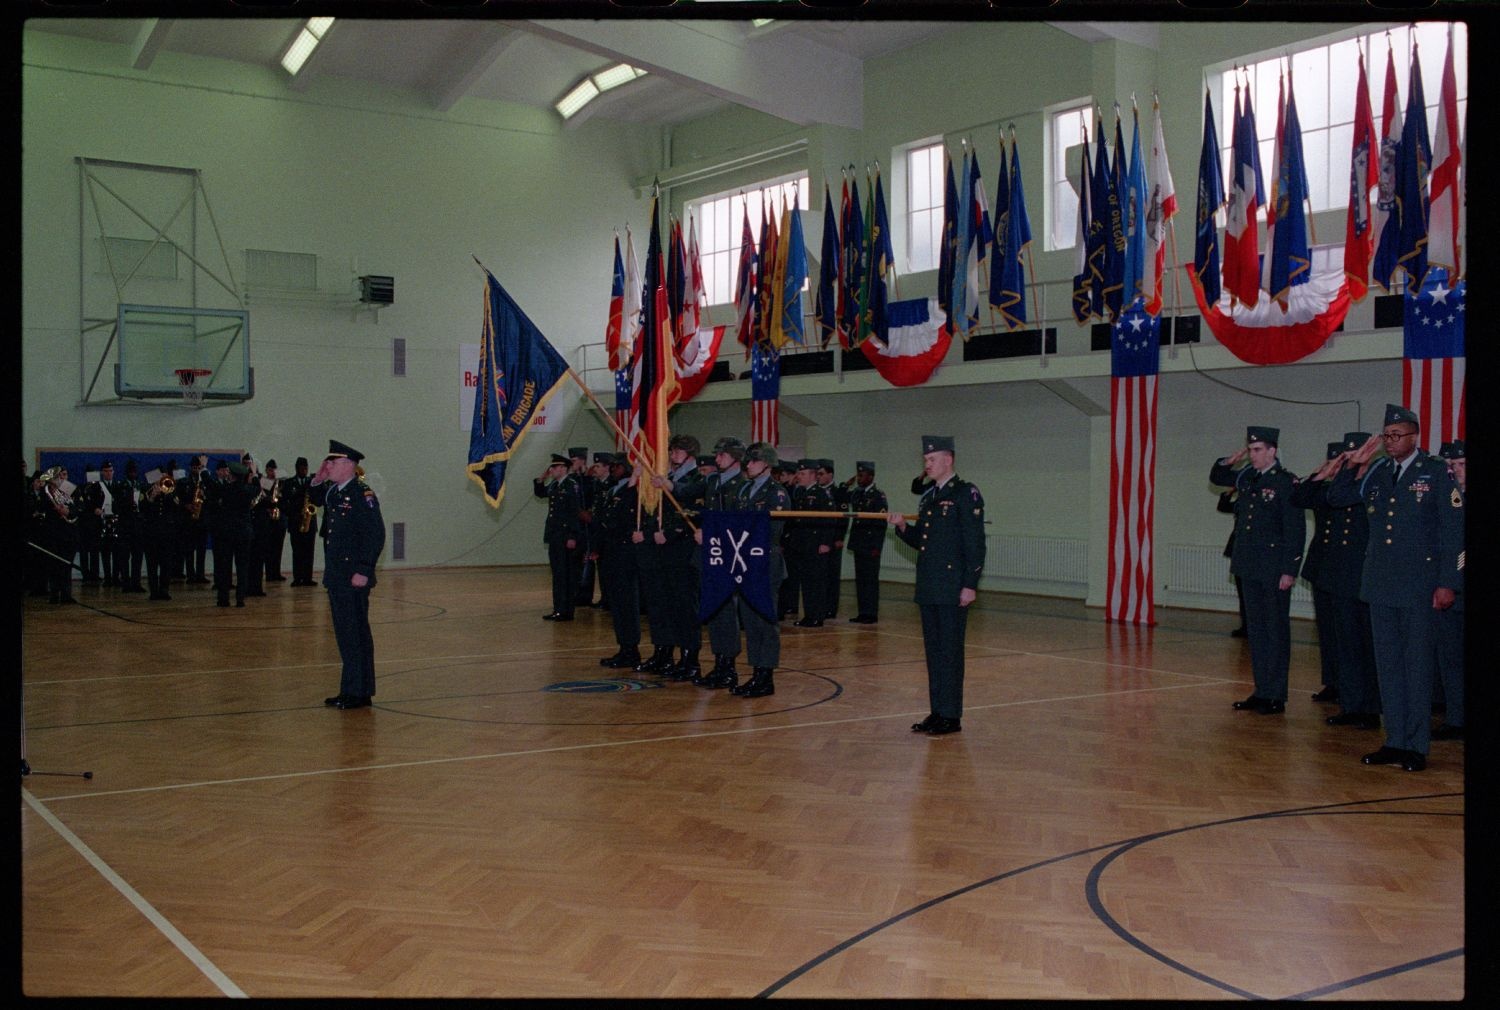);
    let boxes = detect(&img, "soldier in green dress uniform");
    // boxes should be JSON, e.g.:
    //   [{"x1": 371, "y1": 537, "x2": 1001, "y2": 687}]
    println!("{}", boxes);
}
[
  {"x1": 1211, "y1": 426, "x2": 1306, "y2": 716},
  {"x1": 888, "y1": 435, "x2": 986, "y2": 735},
  {"x1": 697, "y1": 436, "x2": 748, "y2": 688},
  {"x1": 311, "y1": 440, "x2": 387, "y2": 710},
  {"x1": 1432, "y1": 439, "x2": 1466, "y2": 741},
  {"x1": 846, "y1": 461, "x2": 888, "y2": 623},
  {"x1": 729, "y1": 442, "x2": 792, "y2": 698},
  {"x1": 533, "y1": 453, "x2": 584, "y2": 621}
]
